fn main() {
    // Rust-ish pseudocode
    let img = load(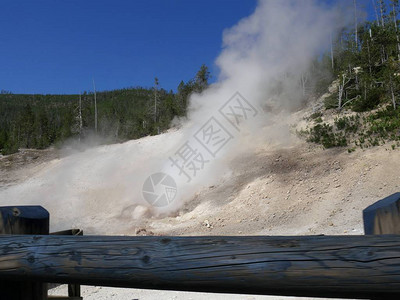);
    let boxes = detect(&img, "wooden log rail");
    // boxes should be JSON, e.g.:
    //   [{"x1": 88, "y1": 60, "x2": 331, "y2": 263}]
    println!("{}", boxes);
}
[{"x1": 1, "y1": 235, "x2": 400, "y2": 299}]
